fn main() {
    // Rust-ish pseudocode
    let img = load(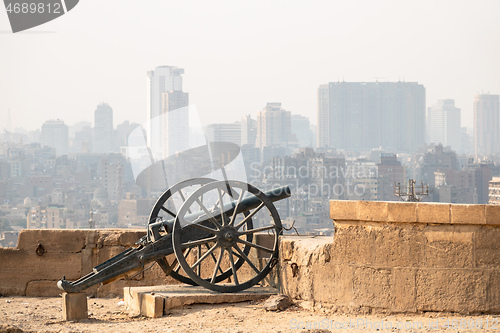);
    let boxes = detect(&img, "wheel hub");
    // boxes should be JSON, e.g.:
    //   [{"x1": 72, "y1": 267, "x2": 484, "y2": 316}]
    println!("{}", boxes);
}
[{"x1": 218, "y1": 226, "x2": 238, "y2": 247}]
